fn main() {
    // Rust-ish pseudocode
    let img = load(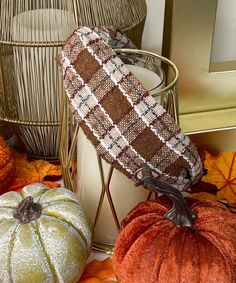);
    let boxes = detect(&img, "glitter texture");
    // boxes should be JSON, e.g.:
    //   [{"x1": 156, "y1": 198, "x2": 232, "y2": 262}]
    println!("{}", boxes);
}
[{"x1": 0, "y1": 183, "x2": 93, "y2": 283}]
